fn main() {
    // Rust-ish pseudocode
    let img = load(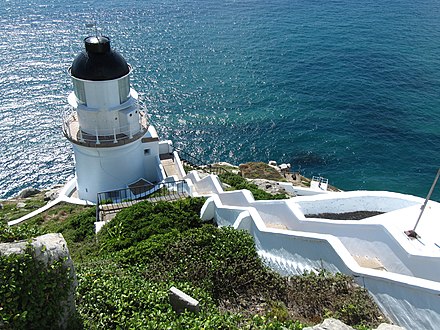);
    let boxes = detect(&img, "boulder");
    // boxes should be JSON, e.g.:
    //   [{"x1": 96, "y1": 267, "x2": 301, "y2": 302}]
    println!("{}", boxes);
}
[
  {"x1": 16, "y1": 202, "x2": 26, "y2": 208},
  {"x1": 44, "y1": 189, "x2": 59, "y2": 201},
  {"x1": 17, "y1": 187, "x2": 40, "y2": 199},
  {"x1": 247, "y1": 178, "x2": 296, "y2": 197},
  {"x1": 304, "y1": 318, "x2": 354, "y2": 330},
  {"x1": 0, "y1": 233, "x2": 77, "y2": 329}
]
